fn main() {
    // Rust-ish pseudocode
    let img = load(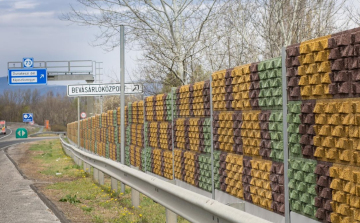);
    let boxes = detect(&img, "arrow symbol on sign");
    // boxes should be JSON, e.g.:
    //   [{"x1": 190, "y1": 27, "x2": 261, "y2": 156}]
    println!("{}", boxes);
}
[
  {"x1": 40, "y1": 74, "x2": 44, "y2": 79},
  {"x1": 133, "y1": 85, "x2": 139, "y2": 91},
  {"x1": 21, "y1": 130, "x2": 25, "y2": 136}
]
